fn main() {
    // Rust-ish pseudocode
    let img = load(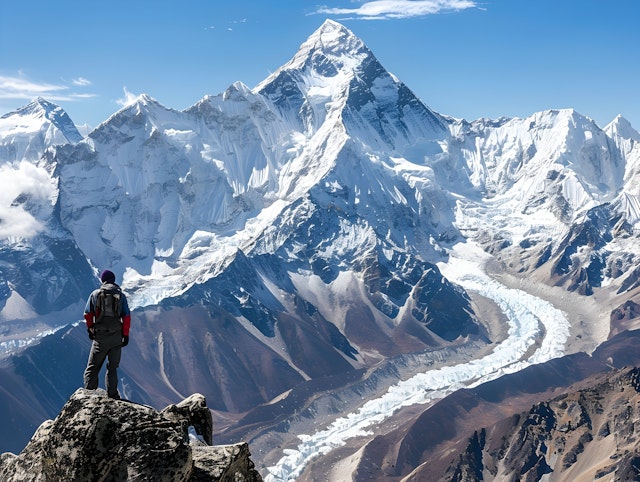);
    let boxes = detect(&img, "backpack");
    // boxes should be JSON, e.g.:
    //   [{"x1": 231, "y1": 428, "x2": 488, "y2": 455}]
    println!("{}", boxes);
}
[{"x1": 96, "y1": 285, "x2": 122, "y2": 323}]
